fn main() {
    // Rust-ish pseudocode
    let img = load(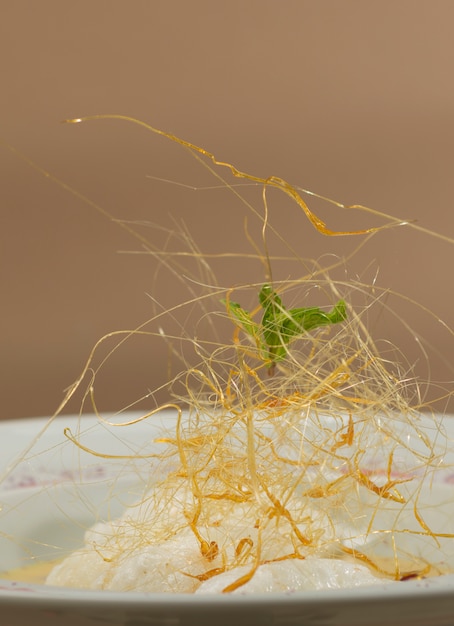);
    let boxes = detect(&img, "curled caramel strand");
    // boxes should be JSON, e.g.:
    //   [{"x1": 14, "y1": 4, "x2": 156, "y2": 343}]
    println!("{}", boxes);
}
[{"x1": 63, "y1": 115, "x2": 391, "y2": 238}]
